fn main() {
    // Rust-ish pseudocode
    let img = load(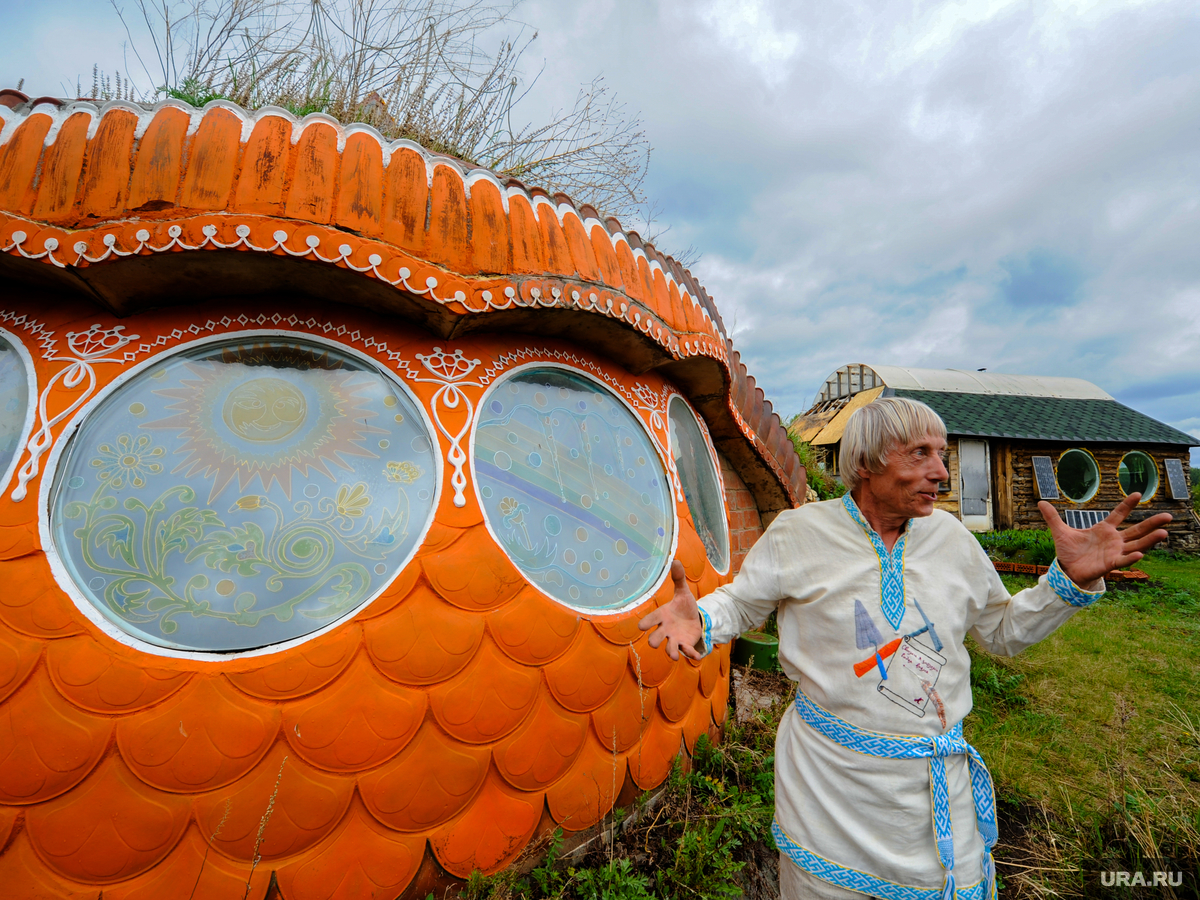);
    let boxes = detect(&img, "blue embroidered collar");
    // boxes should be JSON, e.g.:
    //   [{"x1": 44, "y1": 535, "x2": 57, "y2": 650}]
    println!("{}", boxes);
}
[{"x1": 842, "y1": 493, "x2": 910, "y2": 631}]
